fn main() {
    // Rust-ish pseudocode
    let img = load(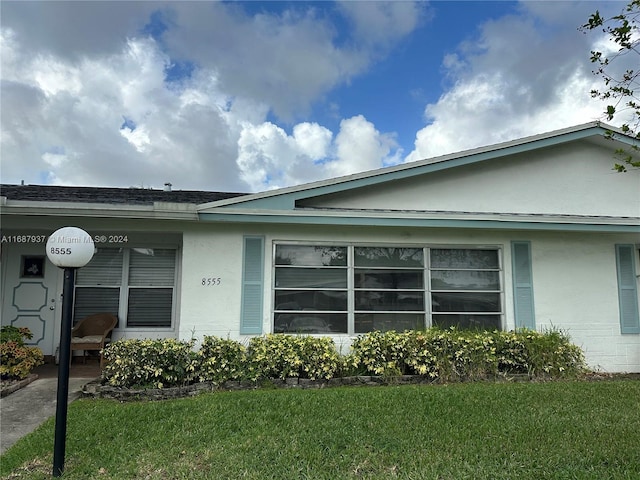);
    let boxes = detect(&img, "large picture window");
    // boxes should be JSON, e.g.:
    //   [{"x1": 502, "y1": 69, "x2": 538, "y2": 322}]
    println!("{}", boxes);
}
[
  {"x1": 74, "y1": 247, "x2": 177, "y2": 328},
  {"x1": 273, "y1": 244, "x2": 502, "y2": 334}
]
